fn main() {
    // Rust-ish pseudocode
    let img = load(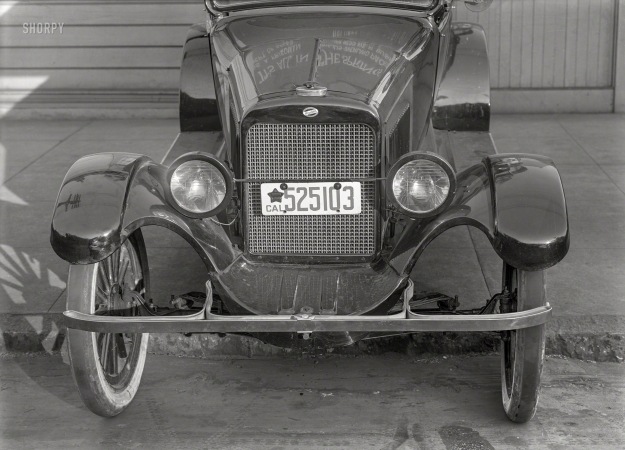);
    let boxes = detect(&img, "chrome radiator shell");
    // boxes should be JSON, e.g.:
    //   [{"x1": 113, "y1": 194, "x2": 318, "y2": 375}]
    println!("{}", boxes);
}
[{"x1": 244, "y1": 123, "x2": 377, "y2": 256}]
